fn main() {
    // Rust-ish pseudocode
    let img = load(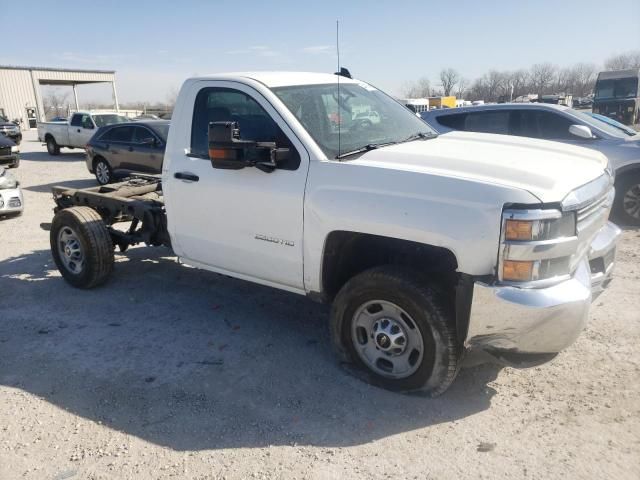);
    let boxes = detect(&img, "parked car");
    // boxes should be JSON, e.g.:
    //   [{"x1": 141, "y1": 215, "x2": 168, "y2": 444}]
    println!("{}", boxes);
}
[
  {"x1": 0, "y1": 135, "x2": 19, "y2": 168},
  {"x1": 85, "y1": 120, "x2": 169, "y2": 184},
  {"x1": 133, "y1": 114, "x2": 160, "y2": 121},
  {"x1": 38, "y1": 111, "x2": 129, "y2": 155},
  {"x1": 48, "y1": 71, "x2": 619, "y2": 396},
  {"x1": 0, "y1": 166, "x2": 23, "y2": 217},
  {"x1": 421, "y1": 103, "x2": 640, "y2": 225},
  {"x1": 0, "y1": 115, "x2": 22, "y2": 145}
]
